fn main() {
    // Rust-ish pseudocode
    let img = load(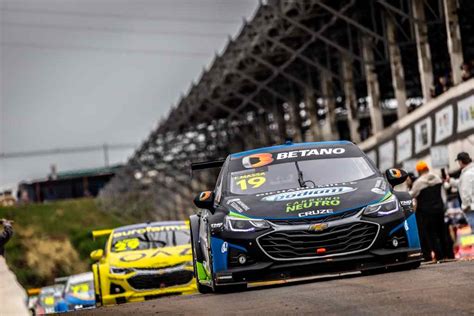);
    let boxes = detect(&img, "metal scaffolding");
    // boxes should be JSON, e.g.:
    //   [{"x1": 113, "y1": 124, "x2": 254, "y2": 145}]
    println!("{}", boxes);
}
[{"x1": 100, "y1": 0, "x2": 474, "y2": 220}]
